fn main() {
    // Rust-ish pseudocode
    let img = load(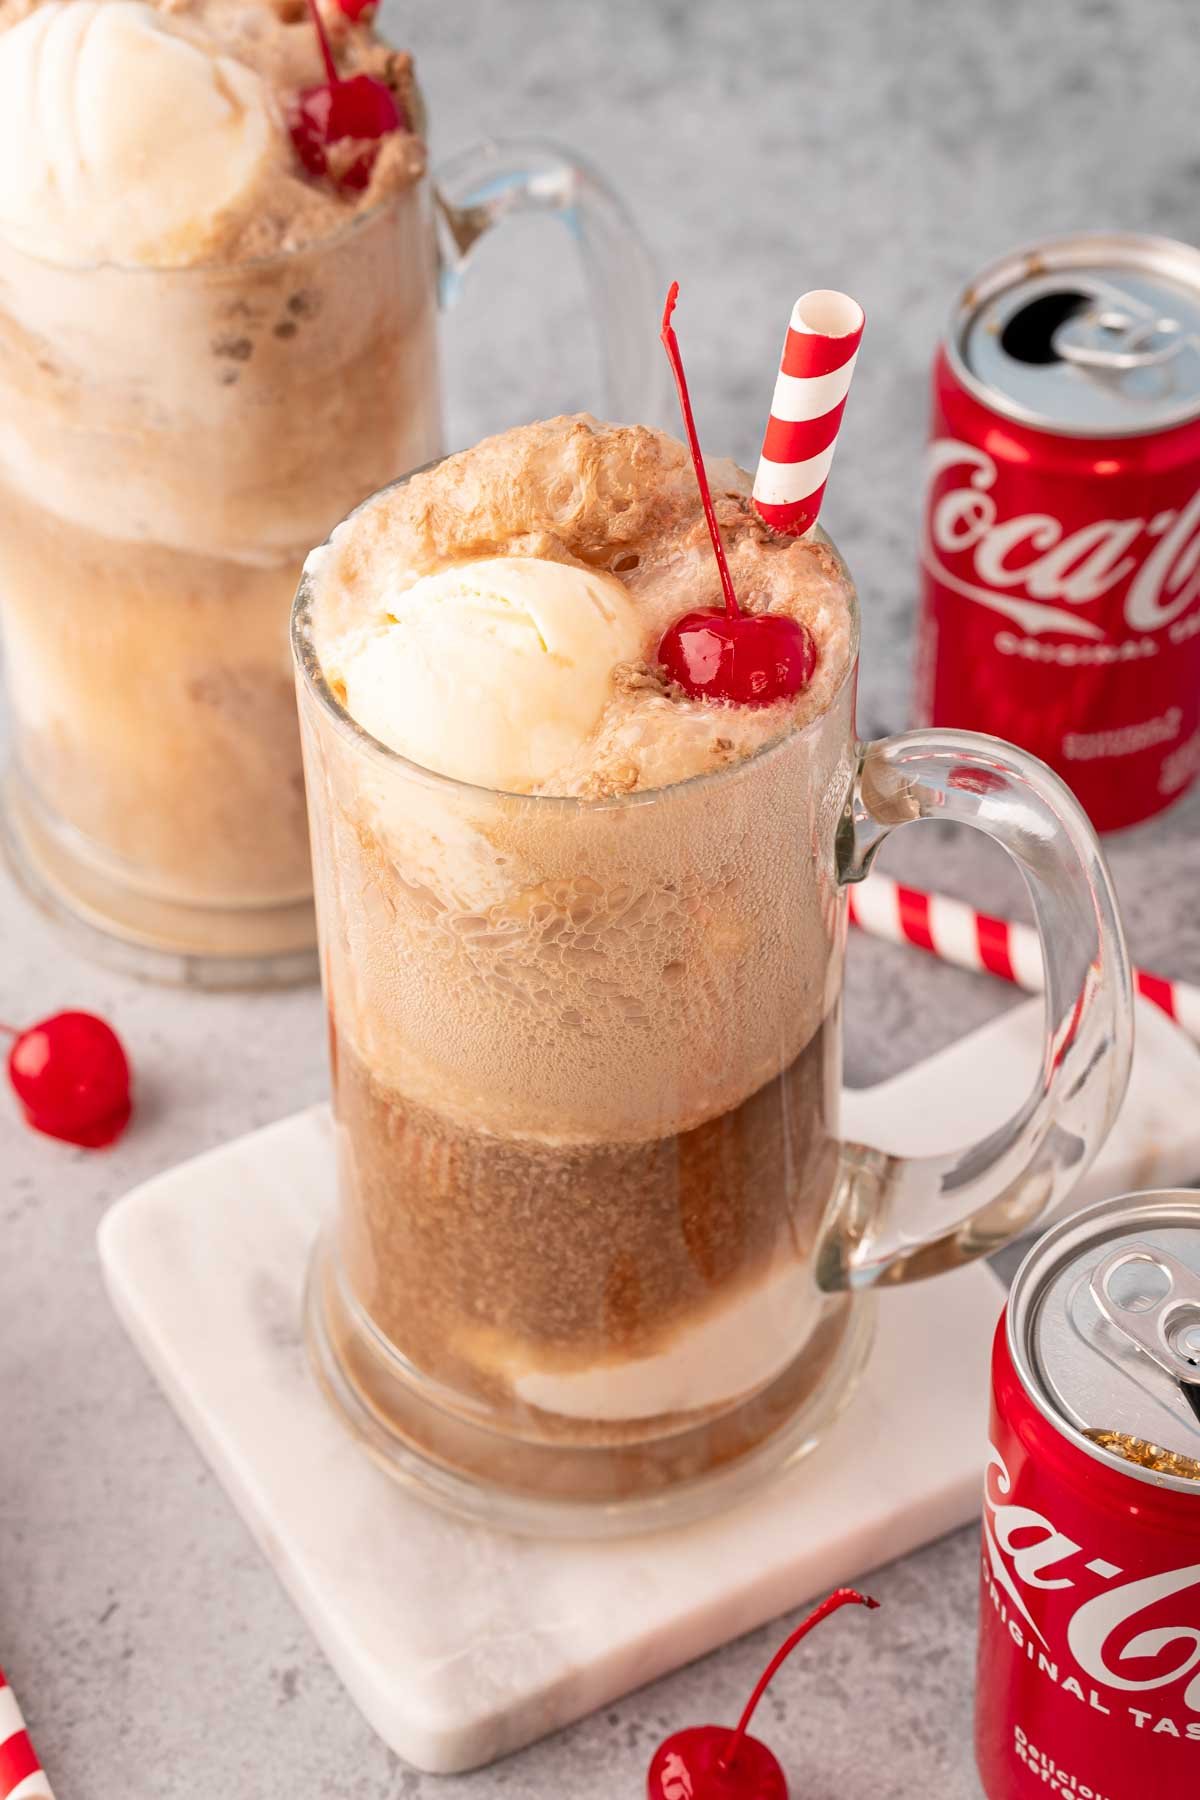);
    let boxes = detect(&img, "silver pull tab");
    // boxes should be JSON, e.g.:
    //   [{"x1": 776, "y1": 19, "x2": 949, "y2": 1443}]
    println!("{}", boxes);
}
[
  {"x1": 1053, "y1": 304, "x2": 1192, "y2": 371},
  {"x1": 1090, "y1": 1243, "x2": 1200, "y2": 1392}
]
